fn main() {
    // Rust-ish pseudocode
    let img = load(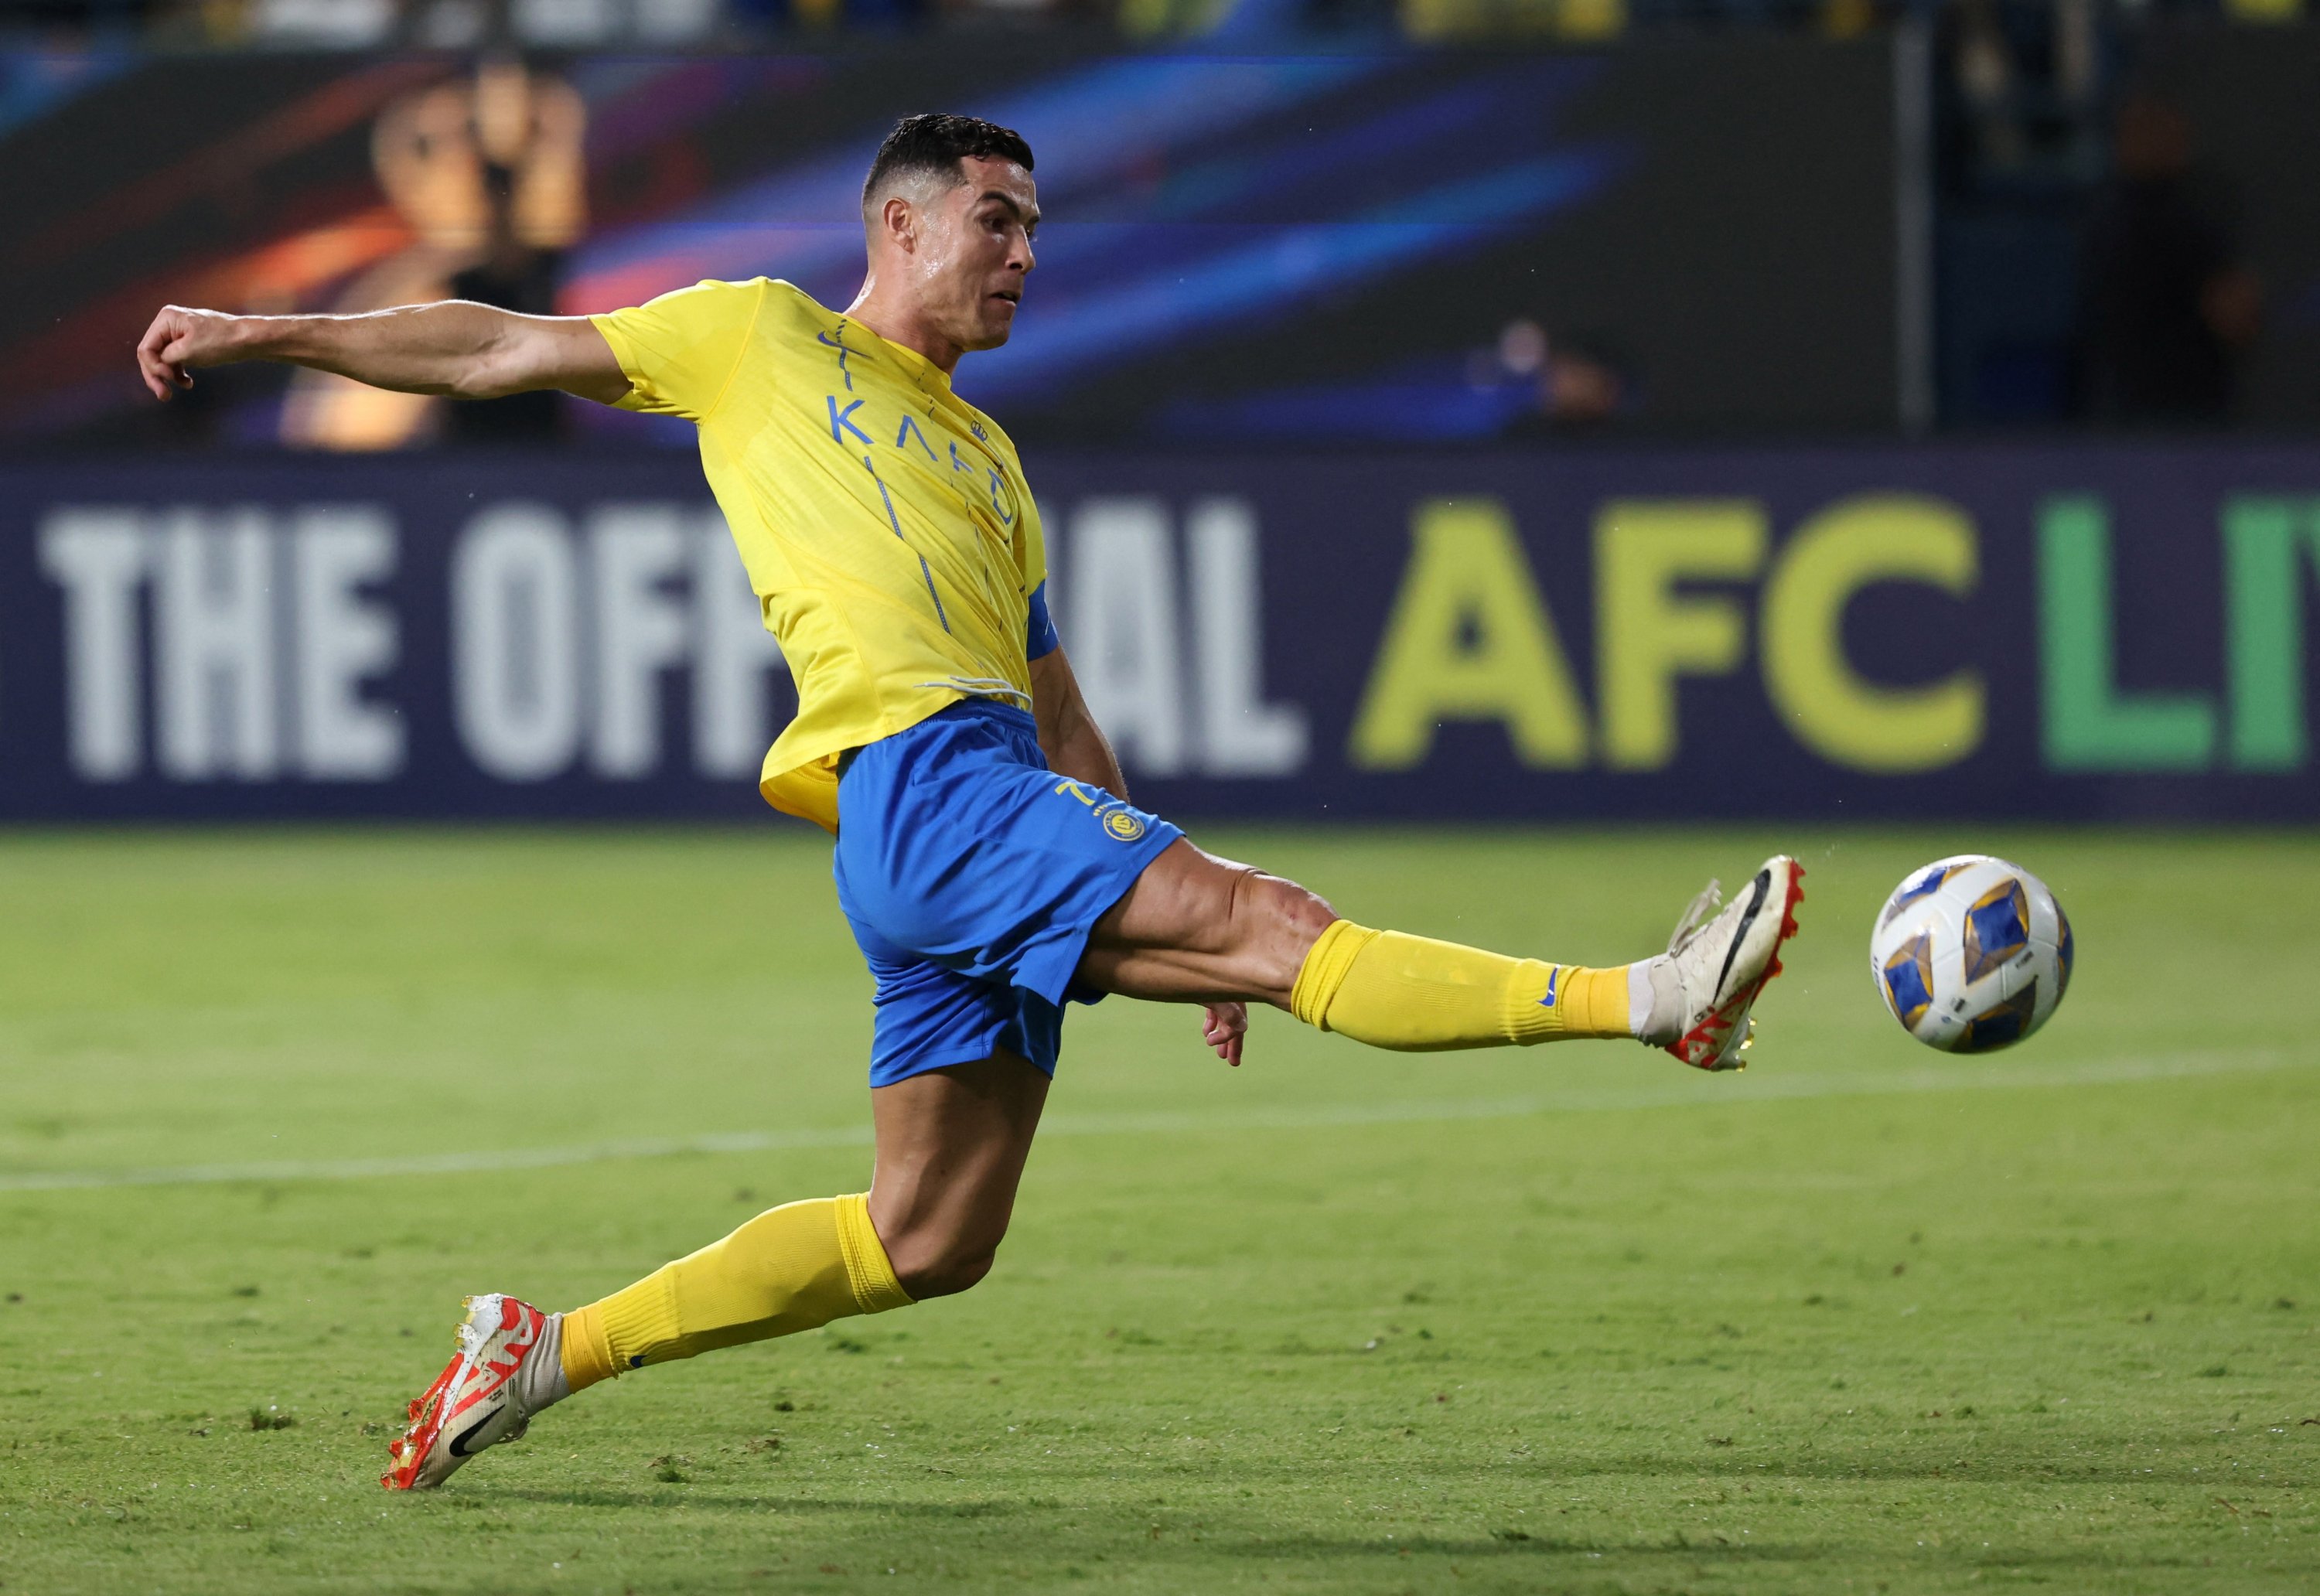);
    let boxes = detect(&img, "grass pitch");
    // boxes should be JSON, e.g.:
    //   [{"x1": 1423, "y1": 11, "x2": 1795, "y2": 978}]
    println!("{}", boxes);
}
[{"x1": 2, "y1": 824, "x2": 2317, "y2": 1594}]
